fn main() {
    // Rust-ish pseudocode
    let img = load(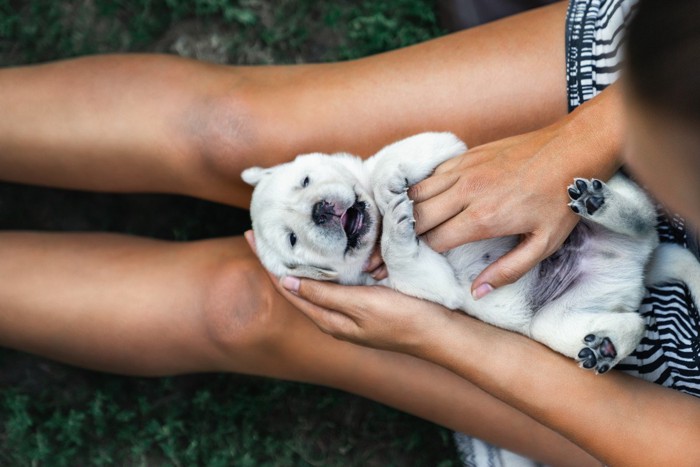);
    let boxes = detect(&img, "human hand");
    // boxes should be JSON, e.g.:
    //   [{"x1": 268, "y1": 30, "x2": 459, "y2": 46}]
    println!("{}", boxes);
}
[
  {"x1": 362, "y1": 243, "x2": 387, "y2": 281},
  {"x1": 410, "y1": 109, "x2": 622, "y2": 298},
  {"x1": 244, "y1": 230, "x2": 449, "y2": 353}
]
